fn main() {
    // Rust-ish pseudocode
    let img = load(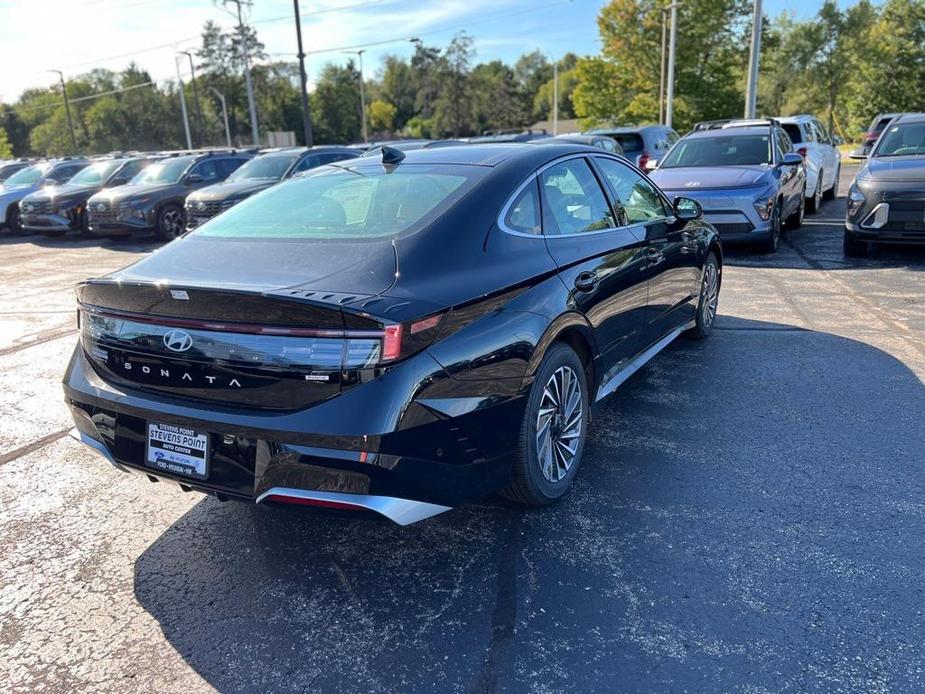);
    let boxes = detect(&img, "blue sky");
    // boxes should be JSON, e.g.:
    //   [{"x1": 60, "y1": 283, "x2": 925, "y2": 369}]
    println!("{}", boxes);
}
[{"x1": 0, "y1": 0, "x2": 853, "y2": 103}]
